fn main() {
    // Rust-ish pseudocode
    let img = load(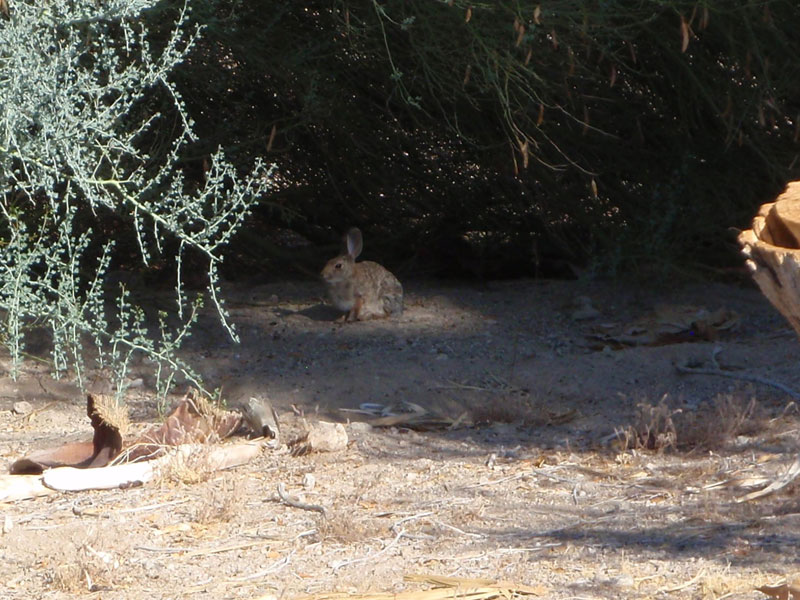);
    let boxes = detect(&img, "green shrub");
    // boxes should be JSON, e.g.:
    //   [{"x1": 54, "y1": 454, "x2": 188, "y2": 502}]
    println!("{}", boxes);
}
[{"x1": 0, "y1": 1, "x2": 275, "y2": 400}]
